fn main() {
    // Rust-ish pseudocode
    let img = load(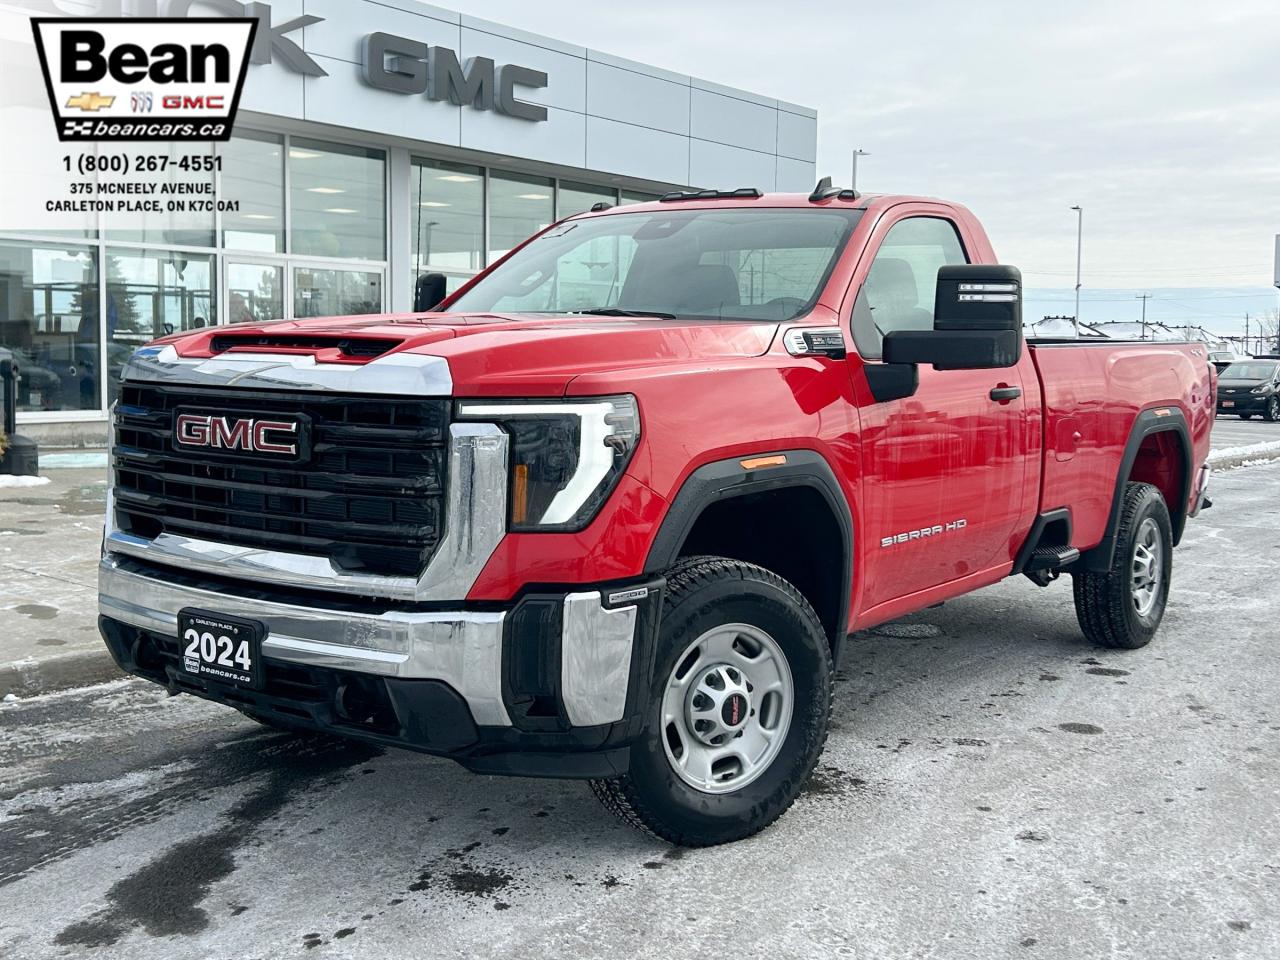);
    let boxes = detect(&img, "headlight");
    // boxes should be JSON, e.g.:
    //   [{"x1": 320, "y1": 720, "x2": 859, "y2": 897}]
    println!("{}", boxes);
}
[
  {"x1": 456, "y1": 395, "x2": 640, "y2": 530},
  {"x1": 1252, "y1": 385, "x2": 1269, "y2": 394}
]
